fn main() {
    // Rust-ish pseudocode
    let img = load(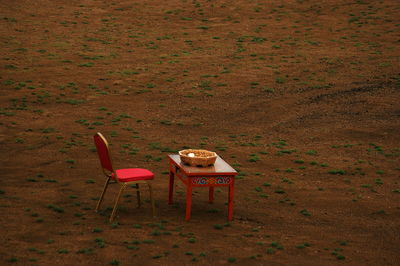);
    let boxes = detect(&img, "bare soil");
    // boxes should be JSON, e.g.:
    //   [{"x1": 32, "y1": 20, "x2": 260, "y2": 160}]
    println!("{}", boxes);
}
[{"x1": 1, "y1": 0, "x2": 399, "y2": 265}]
